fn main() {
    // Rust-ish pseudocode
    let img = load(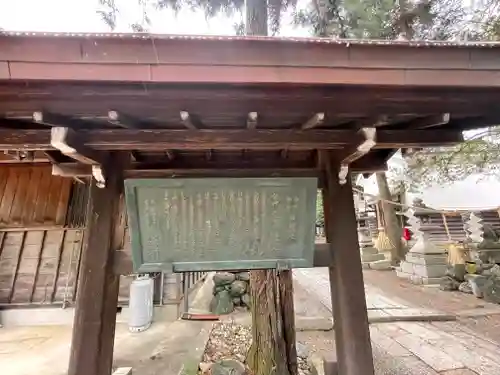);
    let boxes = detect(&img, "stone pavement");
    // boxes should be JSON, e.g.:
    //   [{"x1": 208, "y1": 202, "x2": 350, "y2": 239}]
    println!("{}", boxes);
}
[
  {"x1": 0, "y1": 319, "x2": 212, "y2": 375},
  {"x1": 294, "y1": 268, "x2": 500, "y2": 375}
]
